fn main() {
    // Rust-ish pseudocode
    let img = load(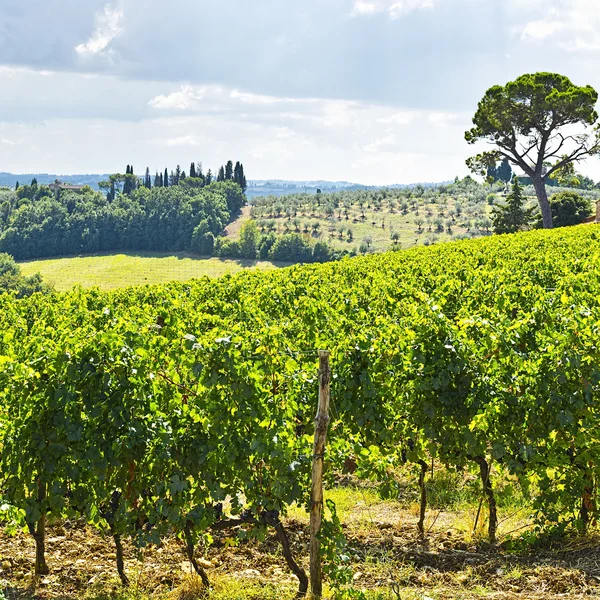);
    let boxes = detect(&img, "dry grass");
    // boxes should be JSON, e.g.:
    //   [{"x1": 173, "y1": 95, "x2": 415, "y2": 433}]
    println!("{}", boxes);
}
[{"x1": 1, "y1": 481, "x2": 599, "y2": 600}]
